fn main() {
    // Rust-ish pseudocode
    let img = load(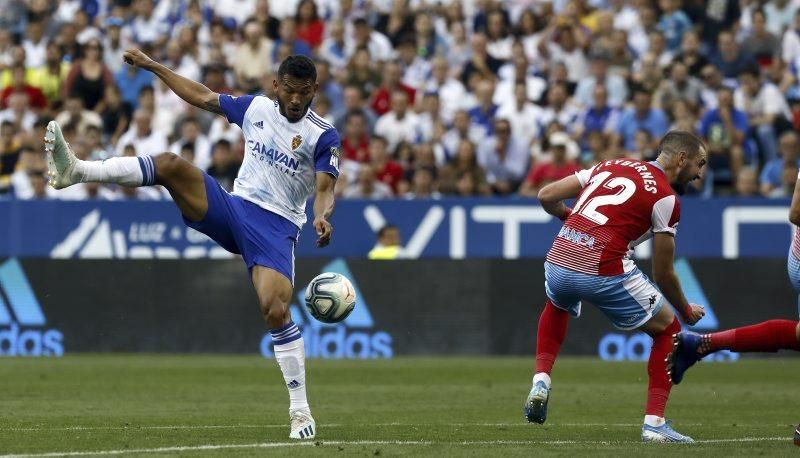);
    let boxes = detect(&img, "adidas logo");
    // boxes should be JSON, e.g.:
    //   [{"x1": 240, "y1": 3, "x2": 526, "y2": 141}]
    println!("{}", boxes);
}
[
  {"x1": 260, "y1": 258, "x2": 393, "y2": 360},
  {"x1": 0, "y1": 259, "x2": 64, "y2": 357},
  {"x1": 254, "y1": 120, "x2": 264, "y2": 129},
  {"x1": 287, "y1": 380, "x2": 301, "y2": 389}
]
